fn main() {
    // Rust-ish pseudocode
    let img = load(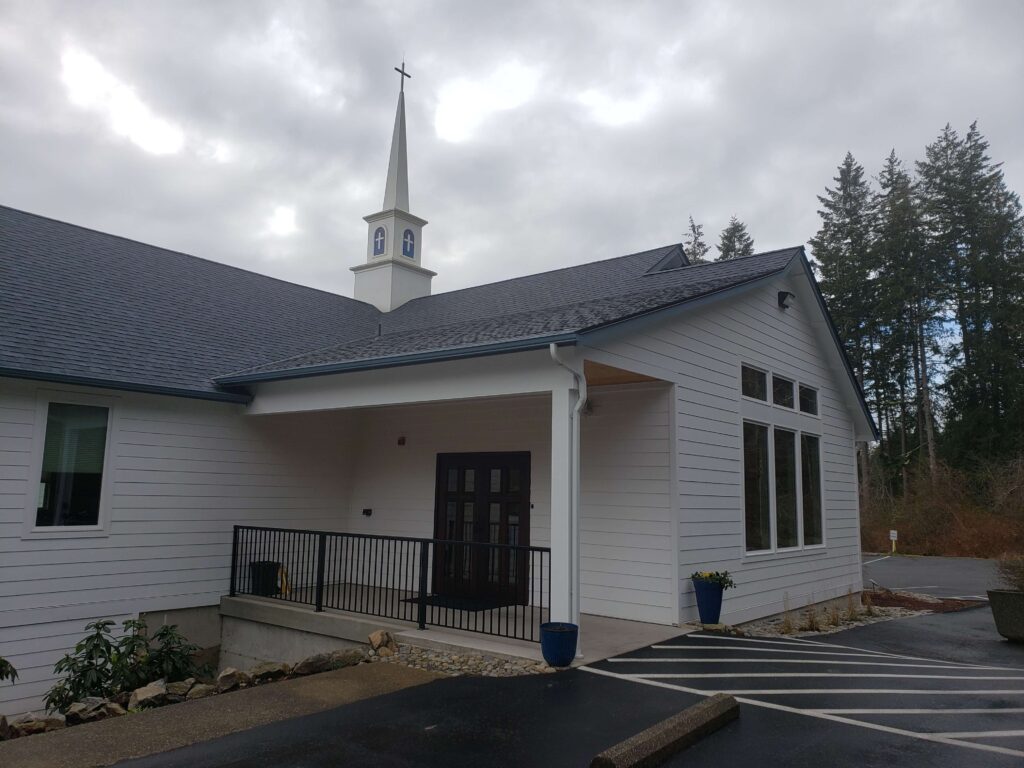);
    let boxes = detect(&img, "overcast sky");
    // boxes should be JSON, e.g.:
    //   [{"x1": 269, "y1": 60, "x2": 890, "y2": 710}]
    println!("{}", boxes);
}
[{"x1": 1, "y1": 1, "x2": 1022, "y2": 296}]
